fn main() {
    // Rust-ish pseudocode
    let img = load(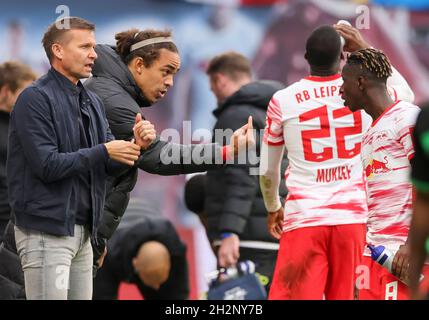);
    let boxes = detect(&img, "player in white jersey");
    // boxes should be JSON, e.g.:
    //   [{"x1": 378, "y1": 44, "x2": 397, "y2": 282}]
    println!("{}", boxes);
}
[
  {"x1": 340, "y1": 48, "x2": 428, "y2": 300},
  {"x1": 259, "y1": 25, "x2": 414, "y2": 300}
]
